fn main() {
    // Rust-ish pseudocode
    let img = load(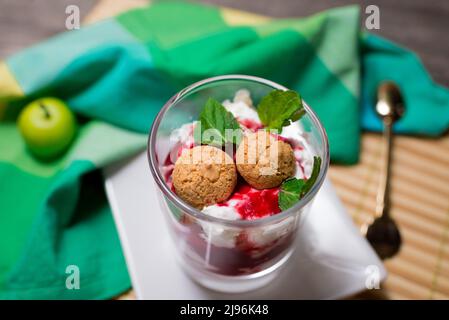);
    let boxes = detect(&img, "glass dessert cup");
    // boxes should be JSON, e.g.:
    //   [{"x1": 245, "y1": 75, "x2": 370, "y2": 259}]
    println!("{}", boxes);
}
[{"x1": 148, "y1": 75, "x2": 329, "y2": 293}]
